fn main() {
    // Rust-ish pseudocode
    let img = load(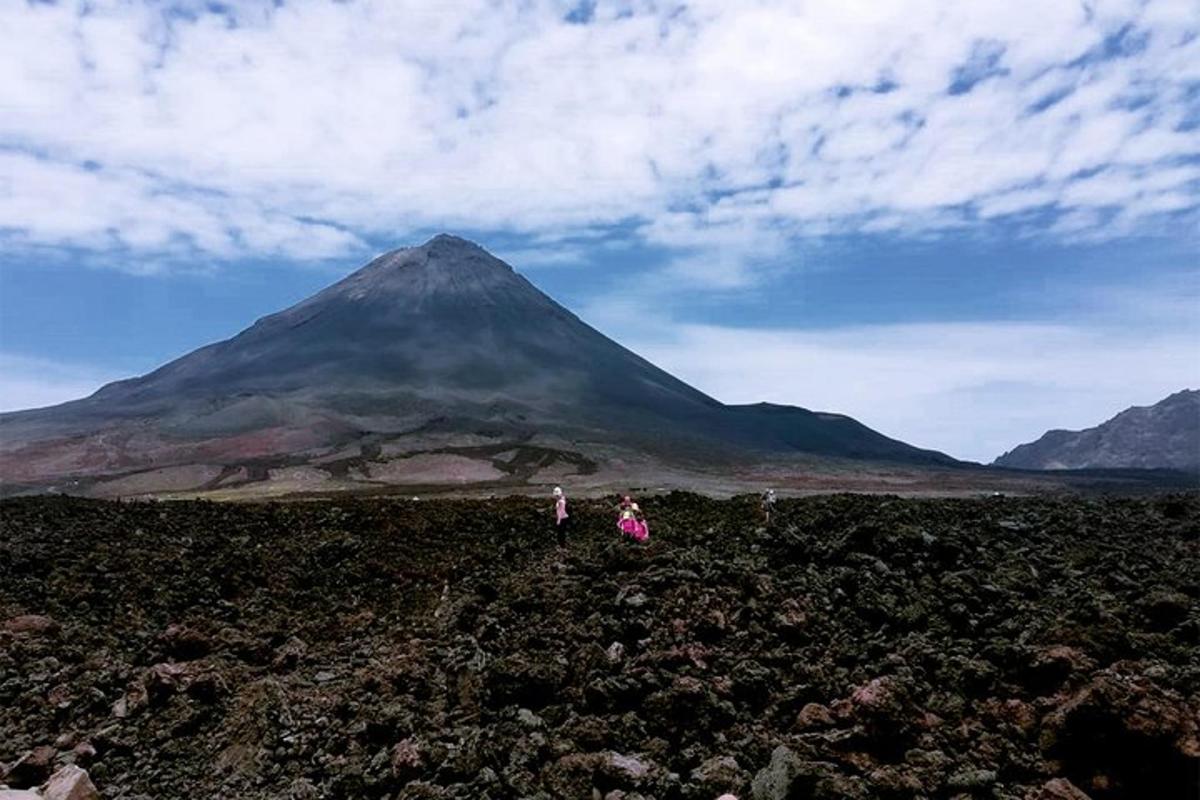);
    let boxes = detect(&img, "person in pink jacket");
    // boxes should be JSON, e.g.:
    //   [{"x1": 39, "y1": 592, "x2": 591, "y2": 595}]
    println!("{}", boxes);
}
[
  {"x1": 617, "y1": 495, "x2": 649, "y2": 542},
  {"x1": 553, "y1": 486, "x2": 571, "y2": 547}
]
